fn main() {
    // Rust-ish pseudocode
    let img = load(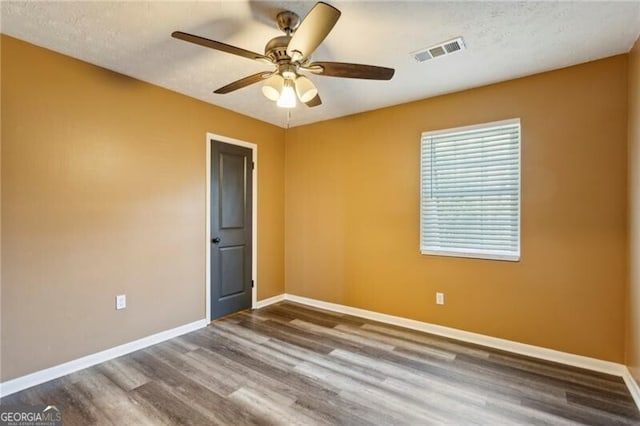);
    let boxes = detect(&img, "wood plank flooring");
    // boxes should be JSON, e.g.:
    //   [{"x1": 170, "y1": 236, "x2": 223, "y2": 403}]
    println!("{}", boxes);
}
[{"x1": 2, "y1": 301, "x2": 639, "y2": 425}]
